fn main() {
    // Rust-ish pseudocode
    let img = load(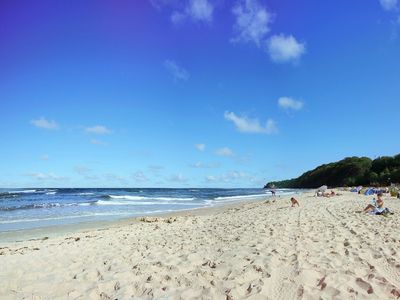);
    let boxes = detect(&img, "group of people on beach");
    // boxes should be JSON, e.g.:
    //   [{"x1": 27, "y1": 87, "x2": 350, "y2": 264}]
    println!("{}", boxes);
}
[
  {"x1": 315, "y1": 186, "x2": 394, "y2": 215},
  {"x1": 270, "y1": 189, "x2": 300, "y2": 207},
  {"x1": 269, "y1": 189, "x2": 300, "y2": 207},
  {"x1": 275, "y1": 186, "x2": 397, "y2": 213}
]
